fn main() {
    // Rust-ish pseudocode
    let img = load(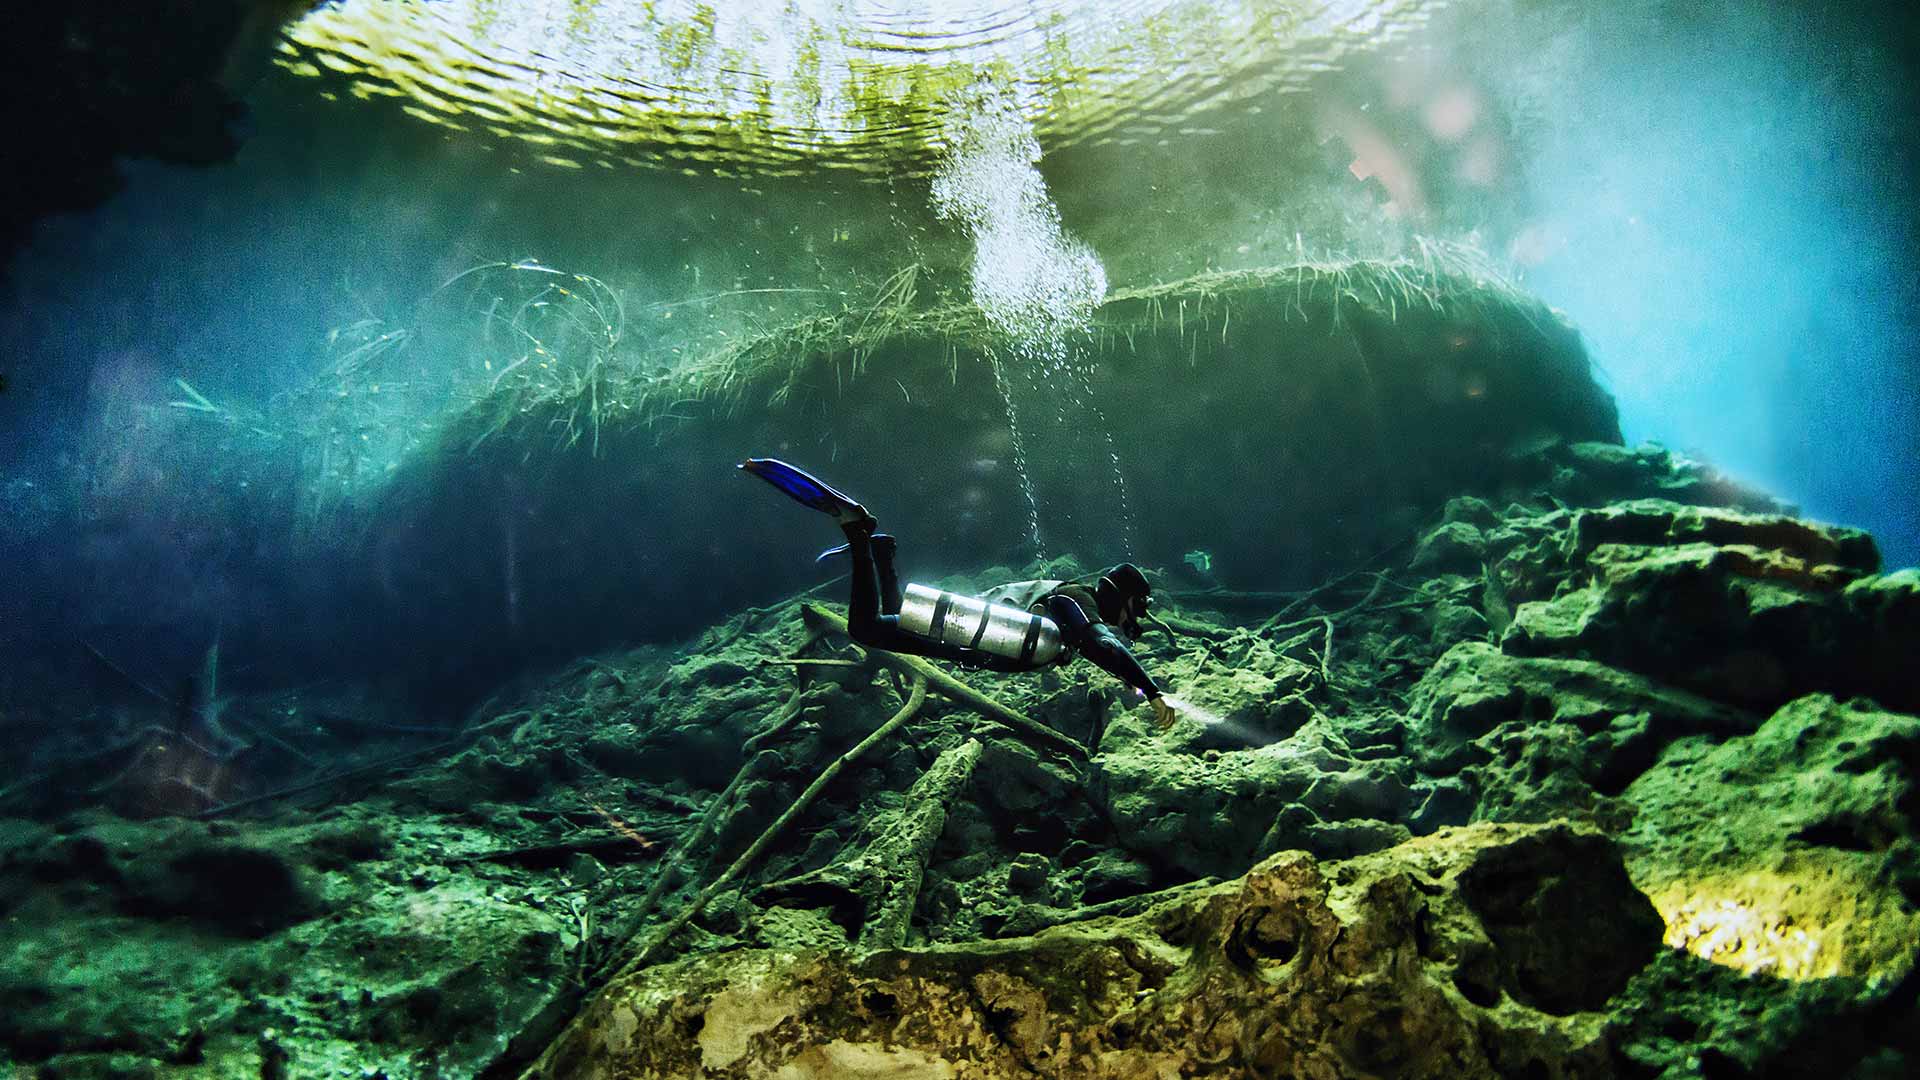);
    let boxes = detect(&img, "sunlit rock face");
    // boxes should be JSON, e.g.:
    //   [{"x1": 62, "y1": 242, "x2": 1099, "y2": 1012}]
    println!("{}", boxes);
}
[{"x1": 526, "y1": 822, "x2": 1658, "y2": 1079}]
